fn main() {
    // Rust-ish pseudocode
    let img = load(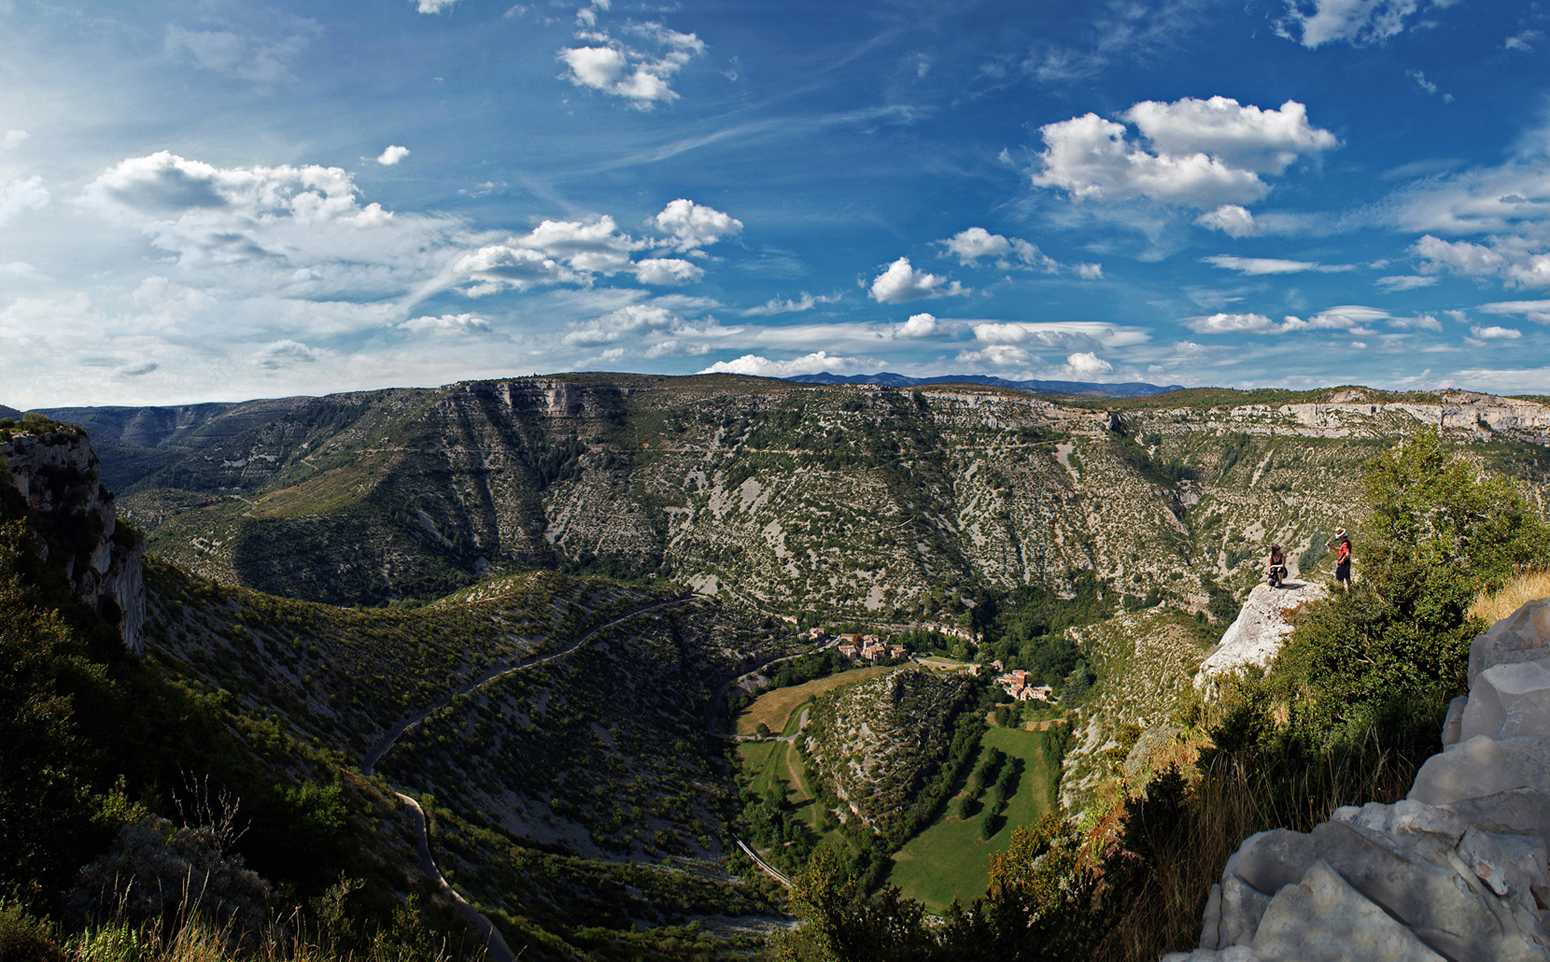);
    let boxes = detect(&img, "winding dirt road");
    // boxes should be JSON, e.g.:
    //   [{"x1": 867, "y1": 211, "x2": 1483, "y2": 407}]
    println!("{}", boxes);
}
[{"x1": 361, "y1": 594, "x2": 695, "y2": 962}]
